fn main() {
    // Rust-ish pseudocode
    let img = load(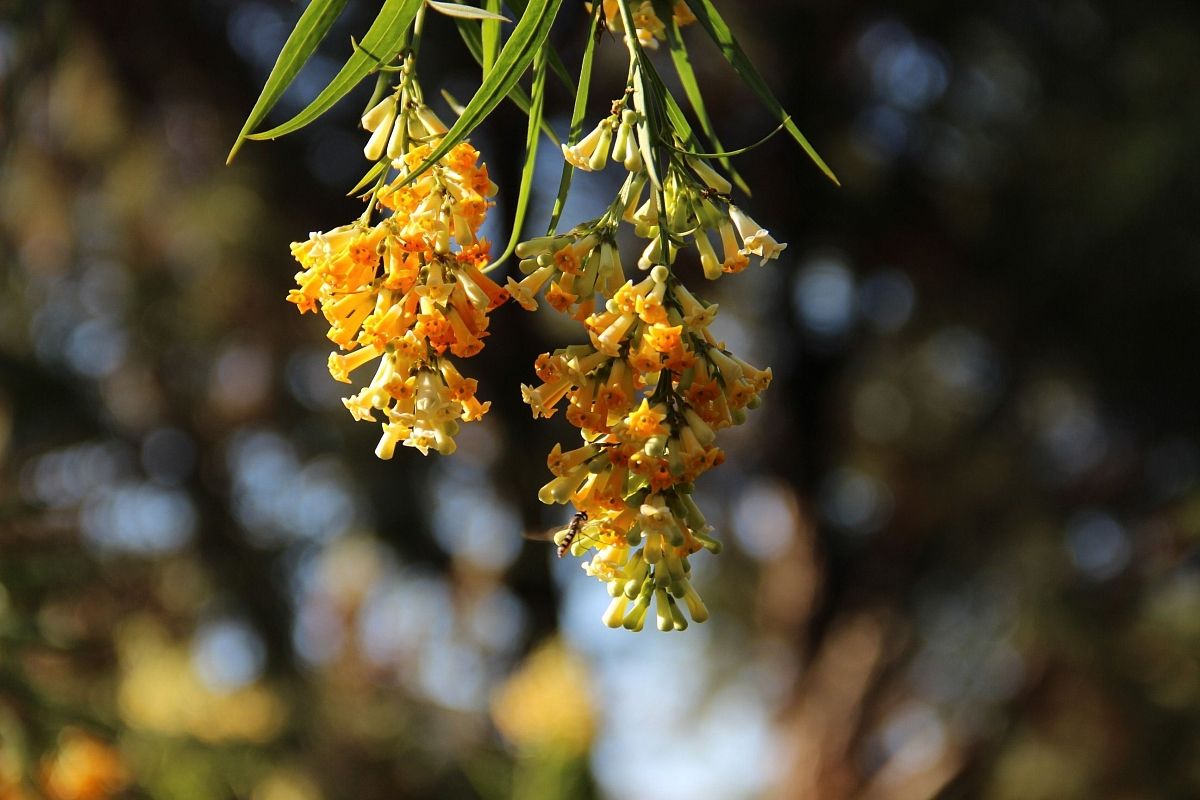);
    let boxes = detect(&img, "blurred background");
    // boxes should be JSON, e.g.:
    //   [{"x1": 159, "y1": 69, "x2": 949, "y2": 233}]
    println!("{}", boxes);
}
[{"x1": 3, "y1": 0, "x2": 1200, "y2": 798}]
